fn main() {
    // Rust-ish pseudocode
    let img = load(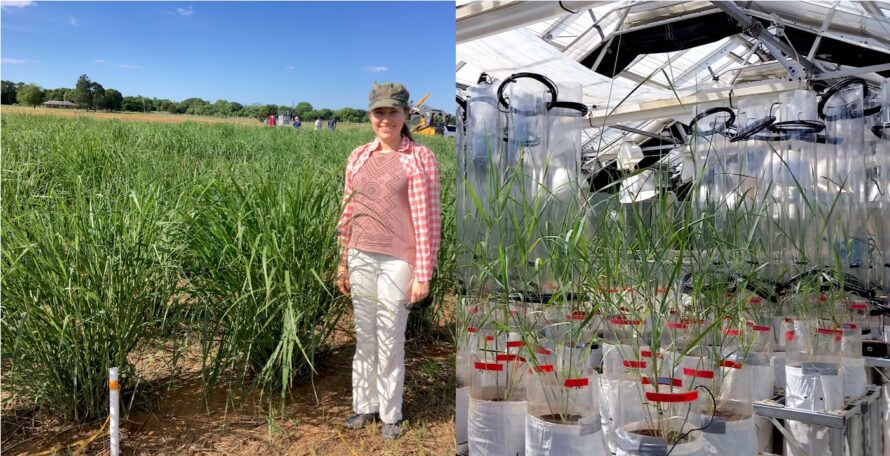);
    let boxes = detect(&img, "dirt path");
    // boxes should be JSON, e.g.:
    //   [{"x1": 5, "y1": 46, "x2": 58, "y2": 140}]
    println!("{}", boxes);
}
[{"x1": 2, "y1": 336, "x2": 455, "y2": 455}]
